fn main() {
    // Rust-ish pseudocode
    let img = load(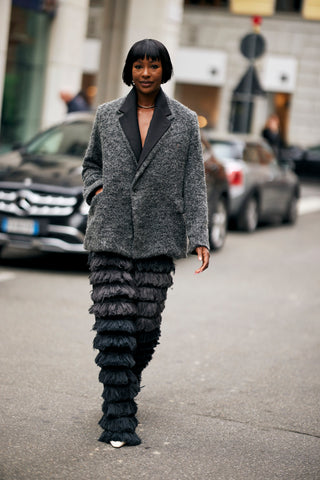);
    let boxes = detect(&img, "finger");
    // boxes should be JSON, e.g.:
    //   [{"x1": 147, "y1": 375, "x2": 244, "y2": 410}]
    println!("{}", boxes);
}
[
  {"x1": 195, "y1": 249, "x2": 210, "y2": 274},
  {"x1": 196, "y1": 247, "x2": 203, "y2": 262},
  {"x1": 195, "y1": 247, "x2": 203, "y2": 273}
]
